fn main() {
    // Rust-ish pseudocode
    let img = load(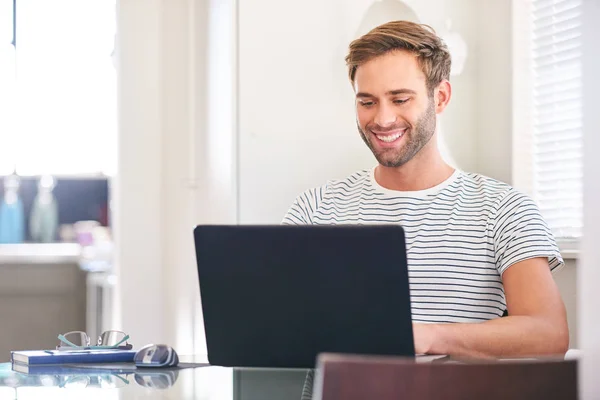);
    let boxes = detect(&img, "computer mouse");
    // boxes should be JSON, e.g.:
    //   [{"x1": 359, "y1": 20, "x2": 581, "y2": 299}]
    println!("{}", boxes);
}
[{"x1": 134, "y1": 344, "x2": 179, "y2": 368}]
